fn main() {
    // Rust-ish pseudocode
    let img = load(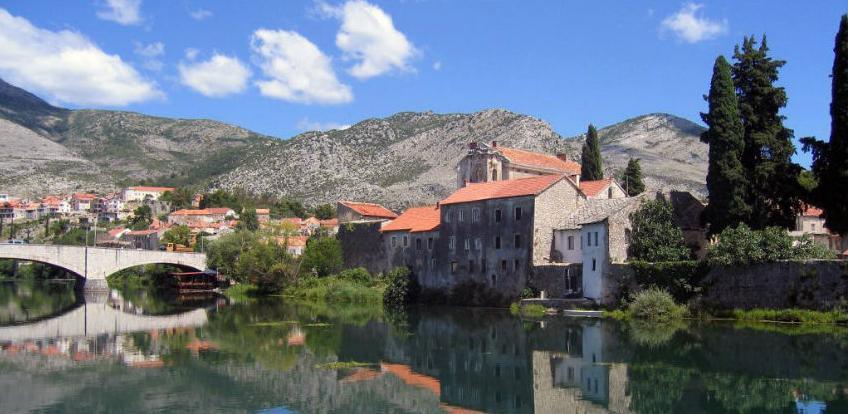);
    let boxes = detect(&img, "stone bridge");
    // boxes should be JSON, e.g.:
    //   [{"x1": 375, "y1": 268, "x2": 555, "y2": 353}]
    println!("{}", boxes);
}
[
  {"x1": 0, "y1": 302, "x2": 209, "y2": 342},
  {"x1": 0, "y1": 244, "x2": 207, "y2": 291}
]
